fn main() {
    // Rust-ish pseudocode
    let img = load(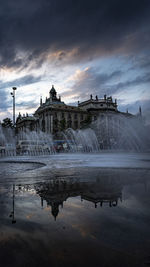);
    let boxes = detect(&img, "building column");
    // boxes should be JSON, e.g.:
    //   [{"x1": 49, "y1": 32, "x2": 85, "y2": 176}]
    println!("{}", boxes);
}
[
  {"x1": 50, "y1": 115, "x2": 53, "y2": 134},
  {"x1": 49, "y1": 114, "x2": 51, "y2": 134},
  {"x1": 45, "y1": 114, "x2": 47, "y2": 133},
  {"x1": 47, "y1": 115, "x2": 49, "y2": 134},
  {"x1": 39, "y1": 117, "x2": 42, "y2": 132}
]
